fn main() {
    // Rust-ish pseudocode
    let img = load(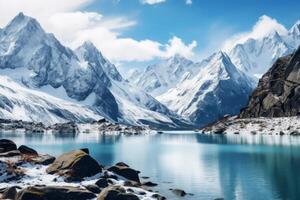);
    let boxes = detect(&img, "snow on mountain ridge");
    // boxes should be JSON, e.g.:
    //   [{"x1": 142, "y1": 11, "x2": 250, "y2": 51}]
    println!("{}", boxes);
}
[
  {"x1": 0, "y1": 13, "x2": 190, "y2": 129},
  {"x1": 228, "y1": 21, "x2": 300, "y2": 80},
  {"x1": 130, "y1": 54, "x2": 199, "y2": 97},
  {"x1": 0, "y1": 75, "x2": 101, "y2": 125},
  {"x1": 157, "y1": 51, "x2": 255, "y2": 127}
]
